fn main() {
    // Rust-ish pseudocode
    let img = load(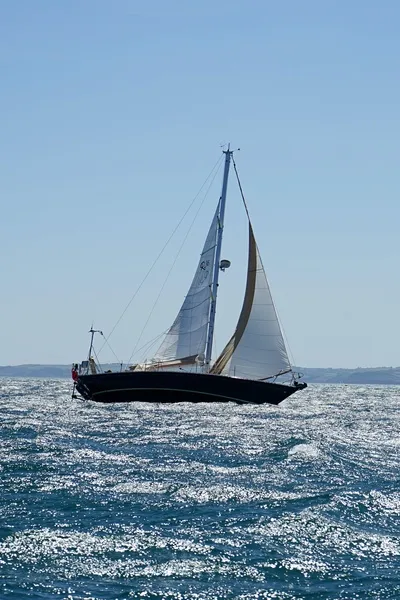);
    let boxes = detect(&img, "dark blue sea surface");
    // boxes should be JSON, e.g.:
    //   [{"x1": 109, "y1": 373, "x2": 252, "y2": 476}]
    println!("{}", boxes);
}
[{"x1": 0, "y1": 380, "x2": 399, "y2": 599}]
